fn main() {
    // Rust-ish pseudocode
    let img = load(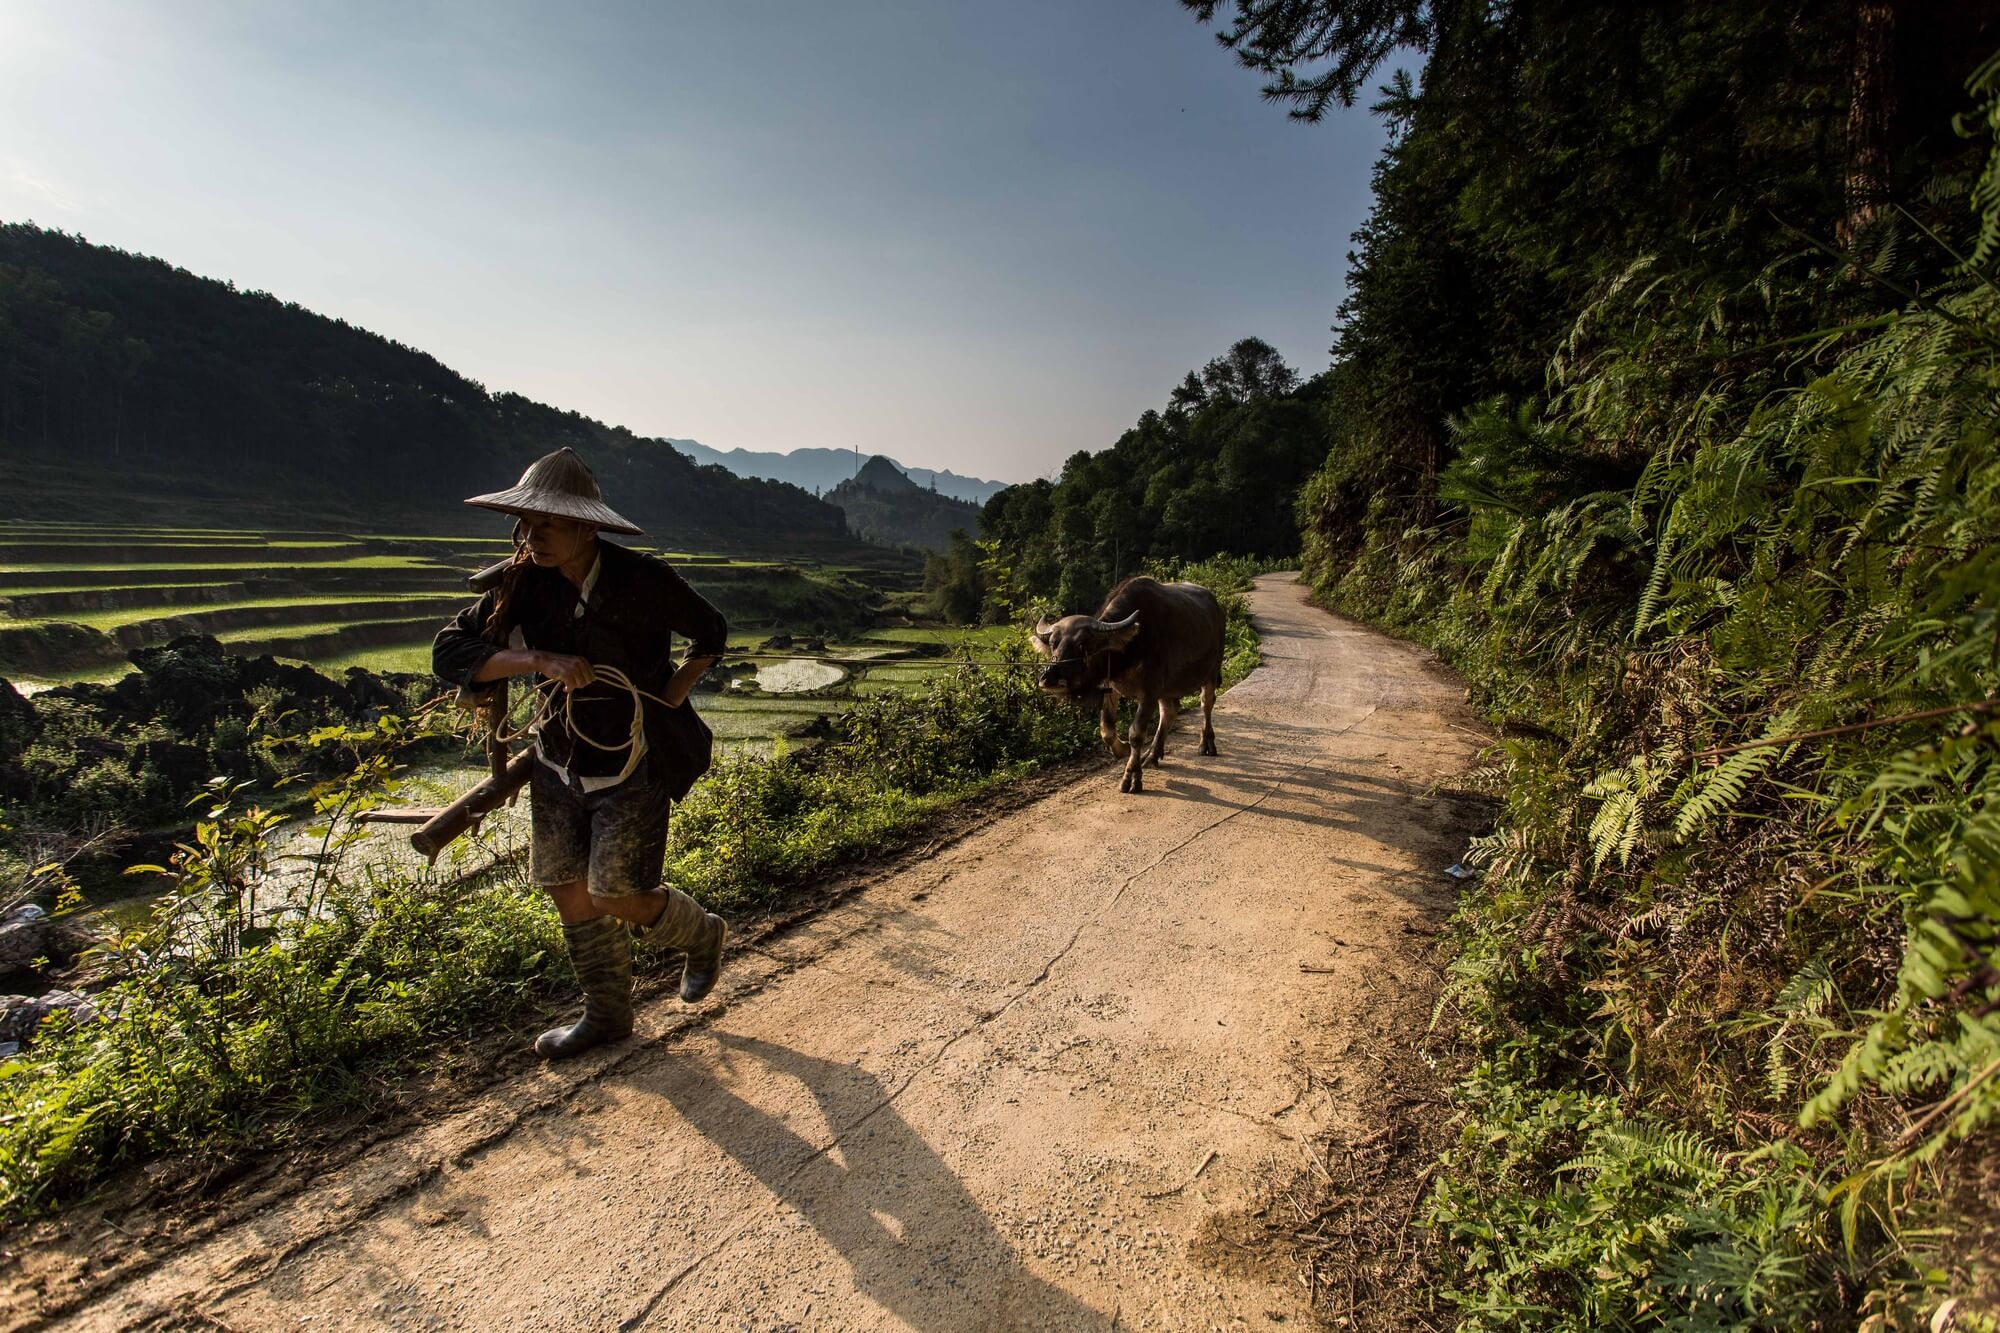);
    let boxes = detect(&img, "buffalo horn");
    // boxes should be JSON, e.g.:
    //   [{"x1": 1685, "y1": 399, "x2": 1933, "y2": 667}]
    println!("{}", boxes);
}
[{"x1": 1092, "y1": 610, "x2": 1140, "y2": 633}]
